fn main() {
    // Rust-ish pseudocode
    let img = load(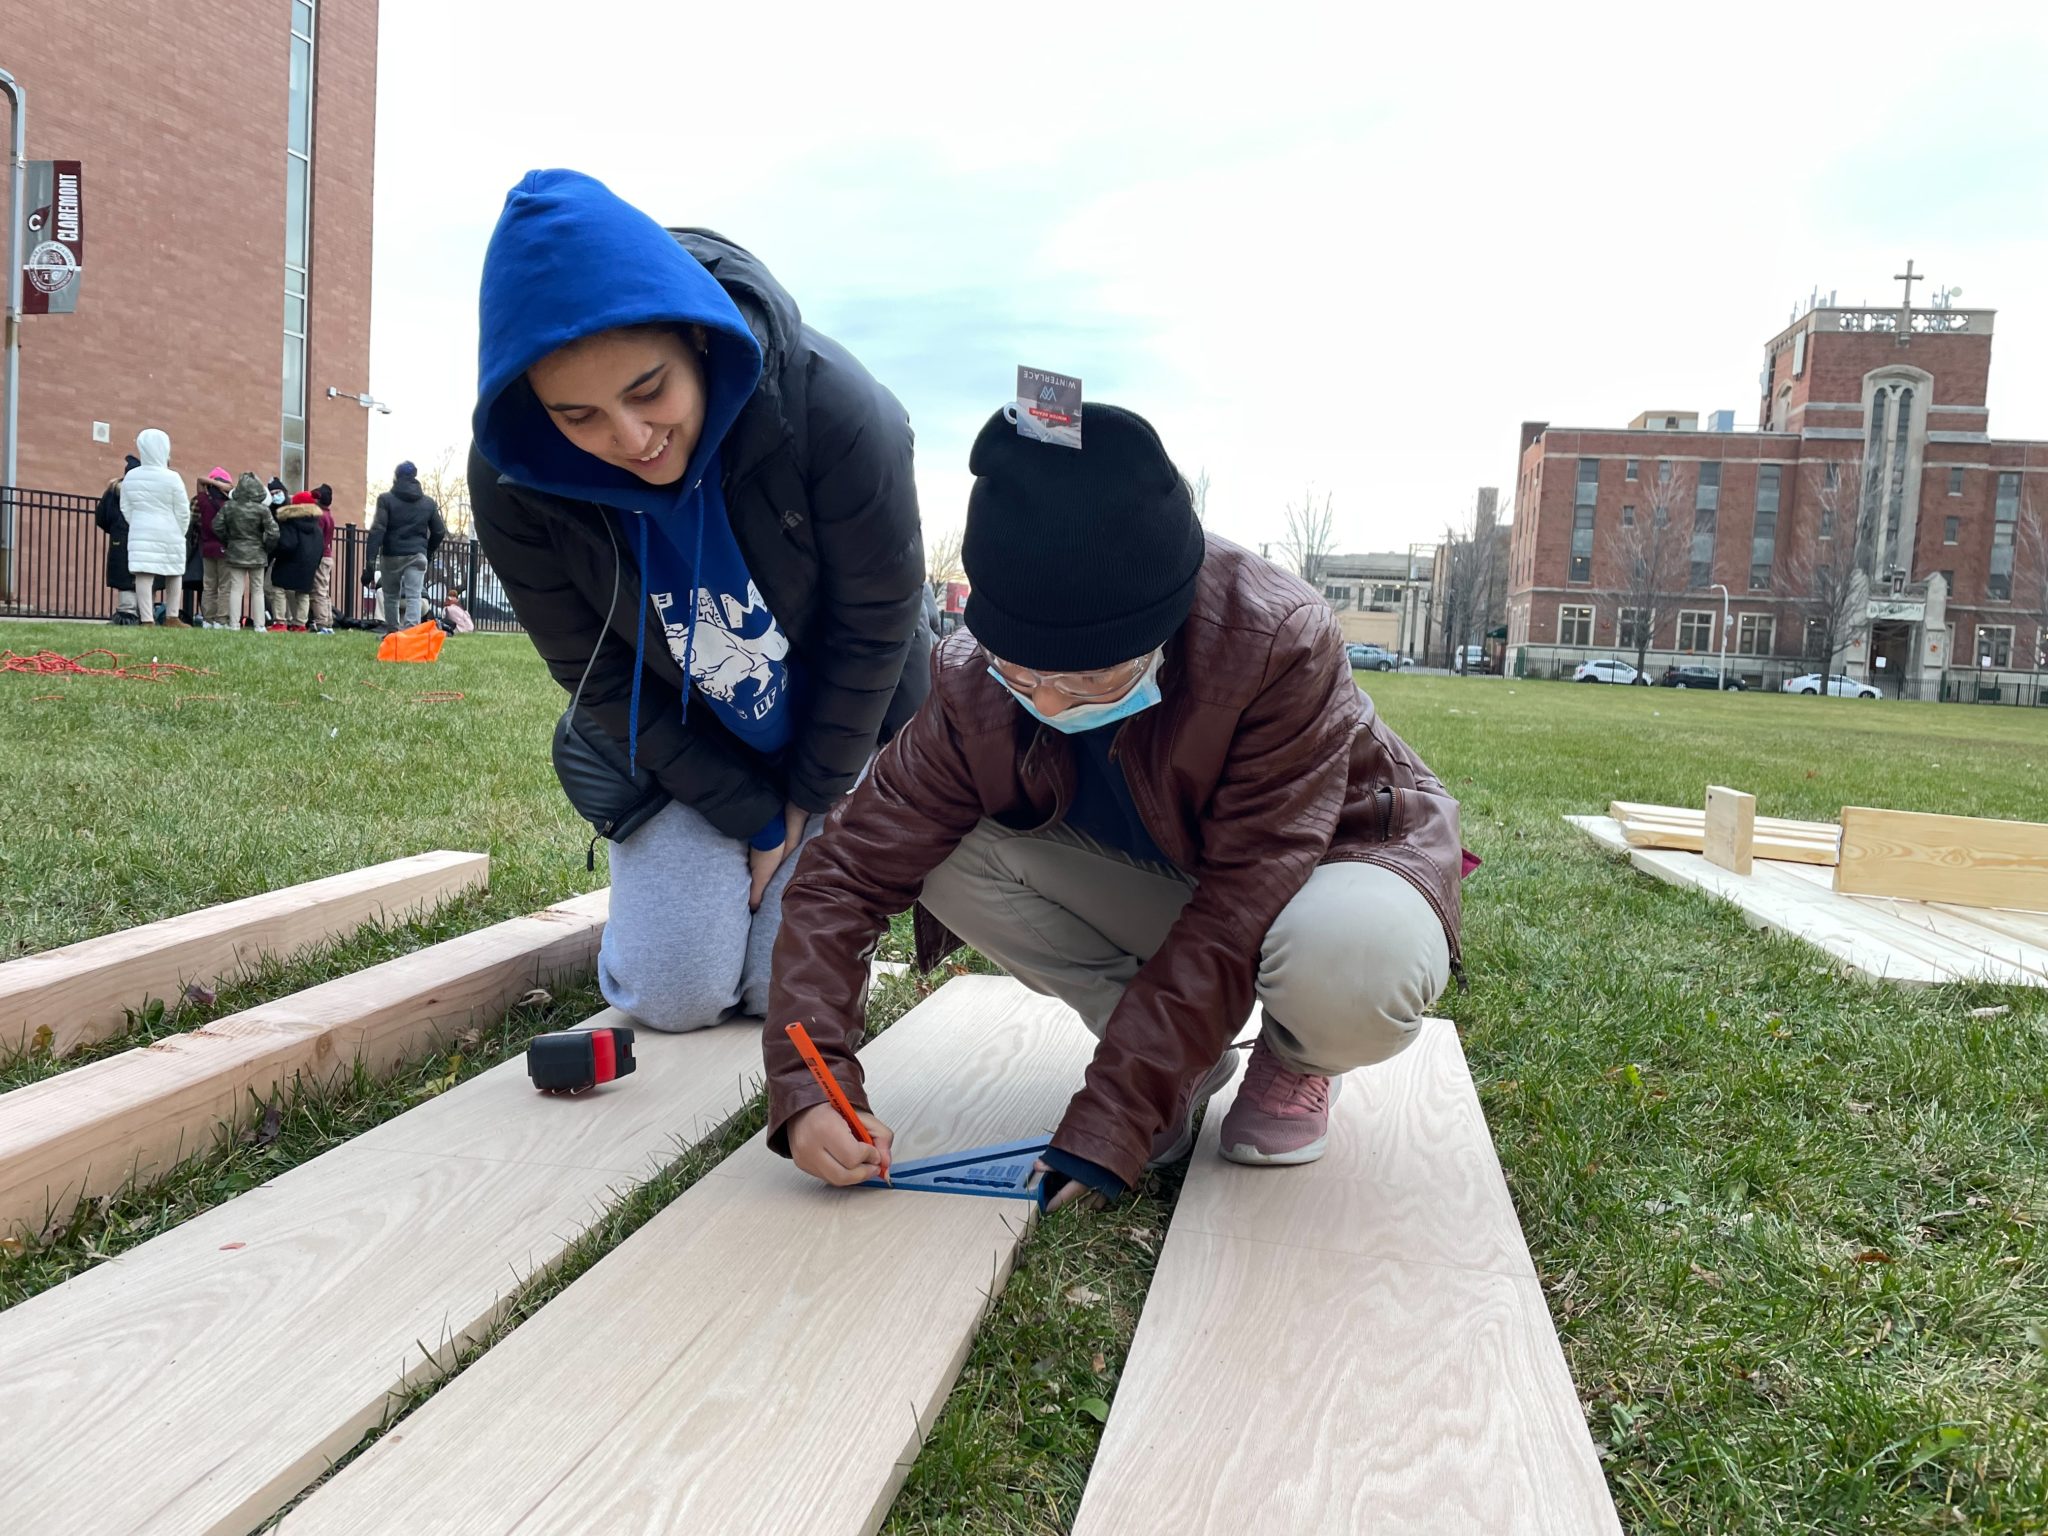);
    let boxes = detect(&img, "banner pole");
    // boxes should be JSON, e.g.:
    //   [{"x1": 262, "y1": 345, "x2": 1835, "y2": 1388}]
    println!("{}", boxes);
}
[{"x1": 1, "y1": 65, "x2": 24, "y2": 496}]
